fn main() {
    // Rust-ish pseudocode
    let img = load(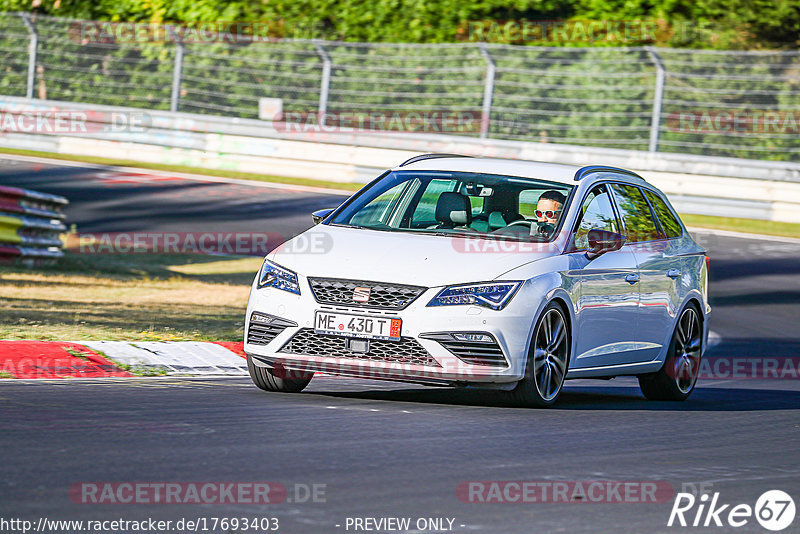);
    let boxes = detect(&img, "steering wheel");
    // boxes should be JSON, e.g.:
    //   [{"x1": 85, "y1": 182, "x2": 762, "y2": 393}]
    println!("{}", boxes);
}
[
  {"x1": 536, "y1": 221, "x2": 556, "y2": 237},
  {"x1": 506, "y1": 220, "x2": 533, "y2": 228}
]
